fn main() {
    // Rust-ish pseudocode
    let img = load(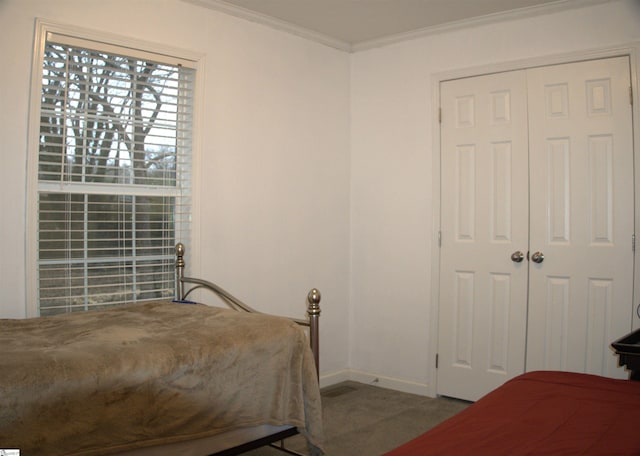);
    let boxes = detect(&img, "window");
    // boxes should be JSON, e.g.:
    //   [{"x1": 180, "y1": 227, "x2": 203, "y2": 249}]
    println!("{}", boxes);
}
[{"x1": 30, "y1": 25, "x2": 196, "y2": 316}]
